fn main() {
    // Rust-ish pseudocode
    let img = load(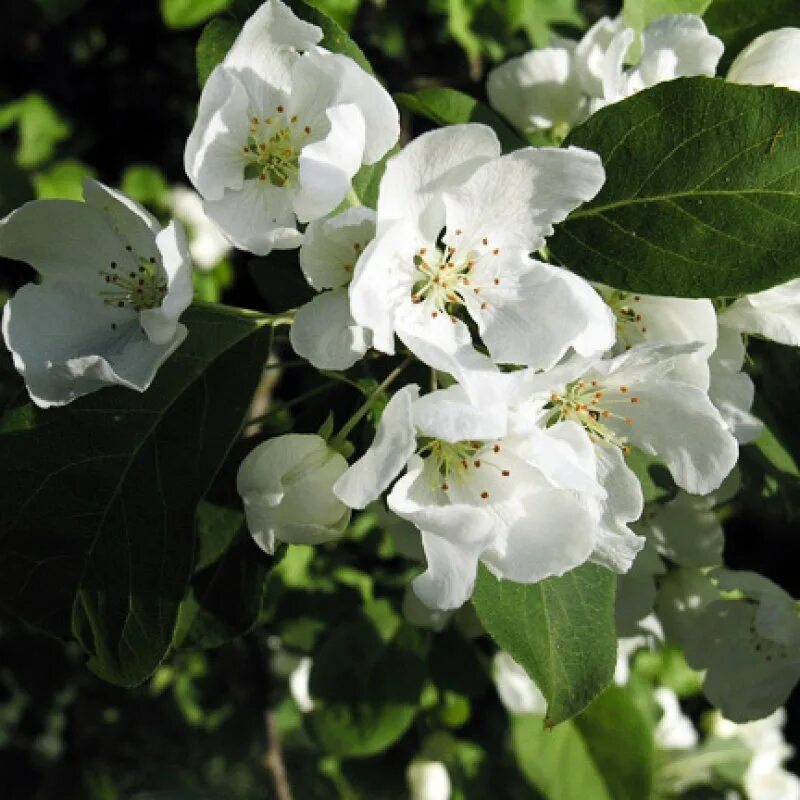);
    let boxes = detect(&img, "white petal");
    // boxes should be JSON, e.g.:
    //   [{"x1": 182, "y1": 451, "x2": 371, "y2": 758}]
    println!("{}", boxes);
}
[
  {"x1": 608, "y1": 381, "x2": 739, "y2": 494},
  {"x1": 394, "y1": 300, "x2": 504, "y2": 408},
  {"x1": 139, "y1": 221, "x2": 193, "y2": 345},
  {"x1": 2, "y1": 281, "x2": 184, "y2": 408},
  {"x1": 184, "y1": 67, "x2": 252, "y2": 203},
  {"x1": 289, "y1": 289, "x2": 369, "y2": 370},
  {"x1": 575, "y1": 16, "x2": 631, "y2": 101},
  {"x1": 376, "y1": 125, "x2": 500, "y2": 235},
  {"x1": 482, "y1": 485, "x2": 598, "y2": 584},
  {"x1": 628, "y1": 15, "x2": 723, "y2": 93},
  {"x1": 464, "y1": 256, "x2": 614, "y2": 369},
  {"x1": 203, "y1": 178, "x2": 302, "y2": 256},
  {"x1": 486, "y1": 43, "x2": 587, "y2": 132},
  {"x1": 411, "y1": 384, "x2": 508, "y2": 443},
  {"x1": 0, "y1": 197, "x2": 128, "y2": 285},
  {"x1": 389, "y1": 460, "x2": 495, "y2": 610},
  {"x1": 223, "y1": 0, "x2": 321, "y2": 90},
  {"x1": 493, "y1": 652, "x2": 547, "y2": 715},
  {"x1": 721, "y1": 278, "x2": 800, "y2": 346},
  {"x1": 333, "y1": 383, "x2": 420, "y2": 509},
  {"x1": 299, "y1": 206, "x2": 376, "y2": 290},
  {"x1": 82, "y1": 178, "x2": 160, "y2": 236},
  {"x1": 727, "y1": 28, "x2": 800, "y2": 91},
  {"x1": 294, "y1": 104, "x2": 366, "y2": 222},
  {"x1": 348, "y1": 219, "x2": 418, "y2": 354},
  {"x1": 302, "y1": 47, "x2": 399, "y2": 163},
  {"x1": 442, "y1": 146, "x2": 605, "y2": 253}
]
